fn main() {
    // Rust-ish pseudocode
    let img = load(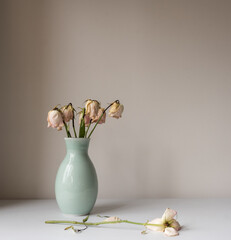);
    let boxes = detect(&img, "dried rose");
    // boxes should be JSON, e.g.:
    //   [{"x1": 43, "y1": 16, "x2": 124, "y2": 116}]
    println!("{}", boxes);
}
[
  {"x1": 109, "y1": 101, "x2": 124, "y2": 119},
  {"x1": 61, "y1": 104, "x2": 74, "y2": 122},
  {"x1": 85, "y1": 99, "x2": 100, "y2": 119},
  {"x1": 147, "y1": 208, "x2": 181, "y2": 237},
  {"x1": 79, "y1": 112, "x2": 91, "y2": 127},
  {"x1": 92, "y1": 108, "x2": 106, "y2": 124},
  {"x1": 47, "y1": 110, "x2": 64, "y2": 131}
]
